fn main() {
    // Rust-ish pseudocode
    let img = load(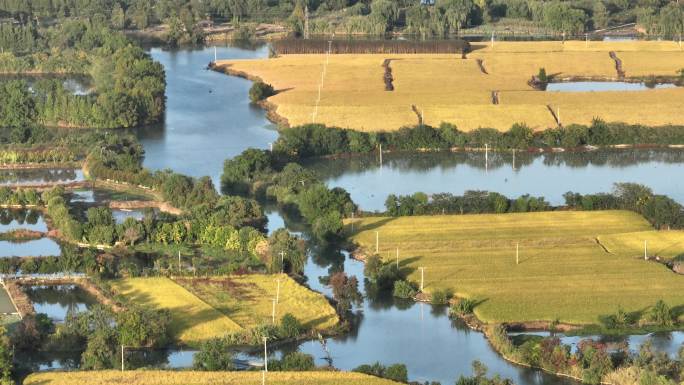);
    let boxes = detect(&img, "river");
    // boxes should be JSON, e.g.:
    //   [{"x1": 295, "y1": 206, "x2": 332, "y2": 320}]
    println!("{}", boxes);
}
[{"x1": 123, "y1": 43, "x2": 684, "y2": 384}]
